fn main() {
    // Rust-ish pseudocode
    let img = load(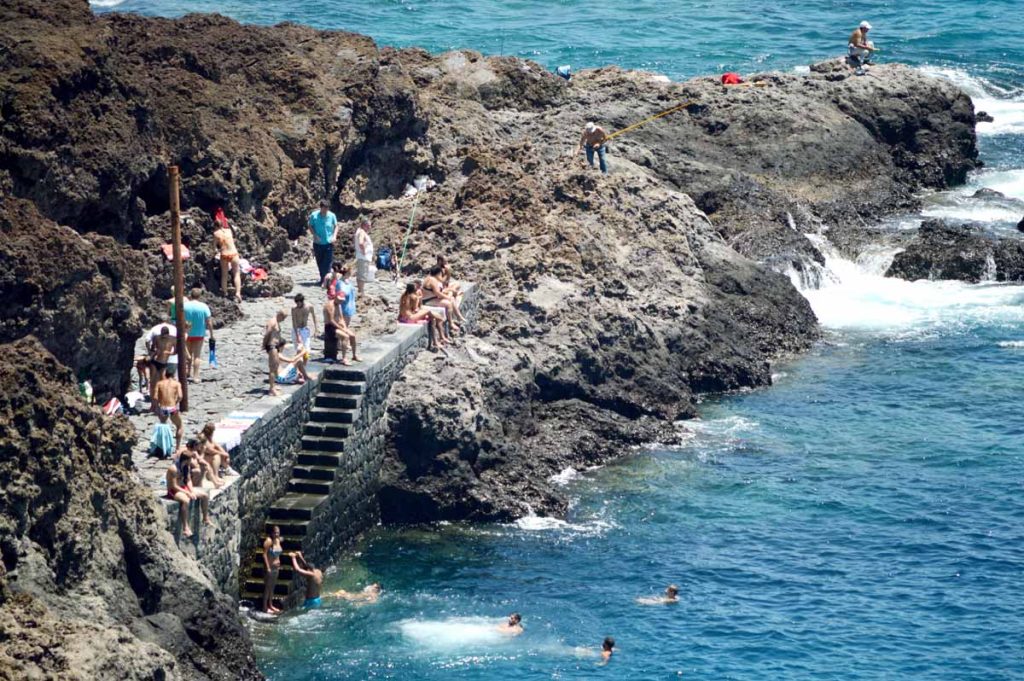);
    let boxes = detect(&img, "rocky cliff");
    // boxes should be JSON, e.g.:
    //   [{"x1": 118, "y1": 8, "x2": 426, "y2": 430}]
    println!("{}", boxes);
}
[
  {"x1": 0, "y1": 0, "x2": 981, "y2": 671},
  {"x1": 0, "y1": 340, "x2": 262, "y2": 680}
]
